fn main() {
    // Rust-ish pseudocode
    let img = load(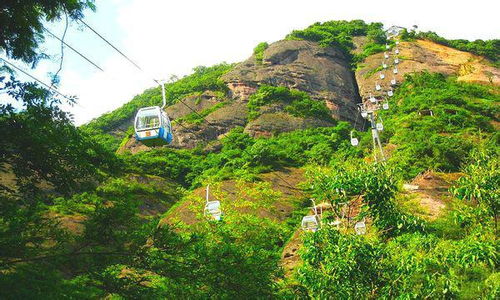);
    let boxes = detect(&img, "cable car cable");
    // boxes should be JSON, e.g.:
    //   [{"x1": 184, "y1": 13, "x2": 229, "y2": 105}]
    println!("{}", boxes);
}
[
  {"x1": 44, "y1": 28, "x2": 104, "y2": 72},
  {"x1": 1, "y1": 58, "x2": 74, "y2": 101},
  {"x1": 80, "y1": 20, "x2": 303, "y2": 193},
  {"x1": 78, "y1": 19, "x2": 143, "y2": 72},
  {"x1": 79, "y1": 19, "x2": 218, "y2": 128}
]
